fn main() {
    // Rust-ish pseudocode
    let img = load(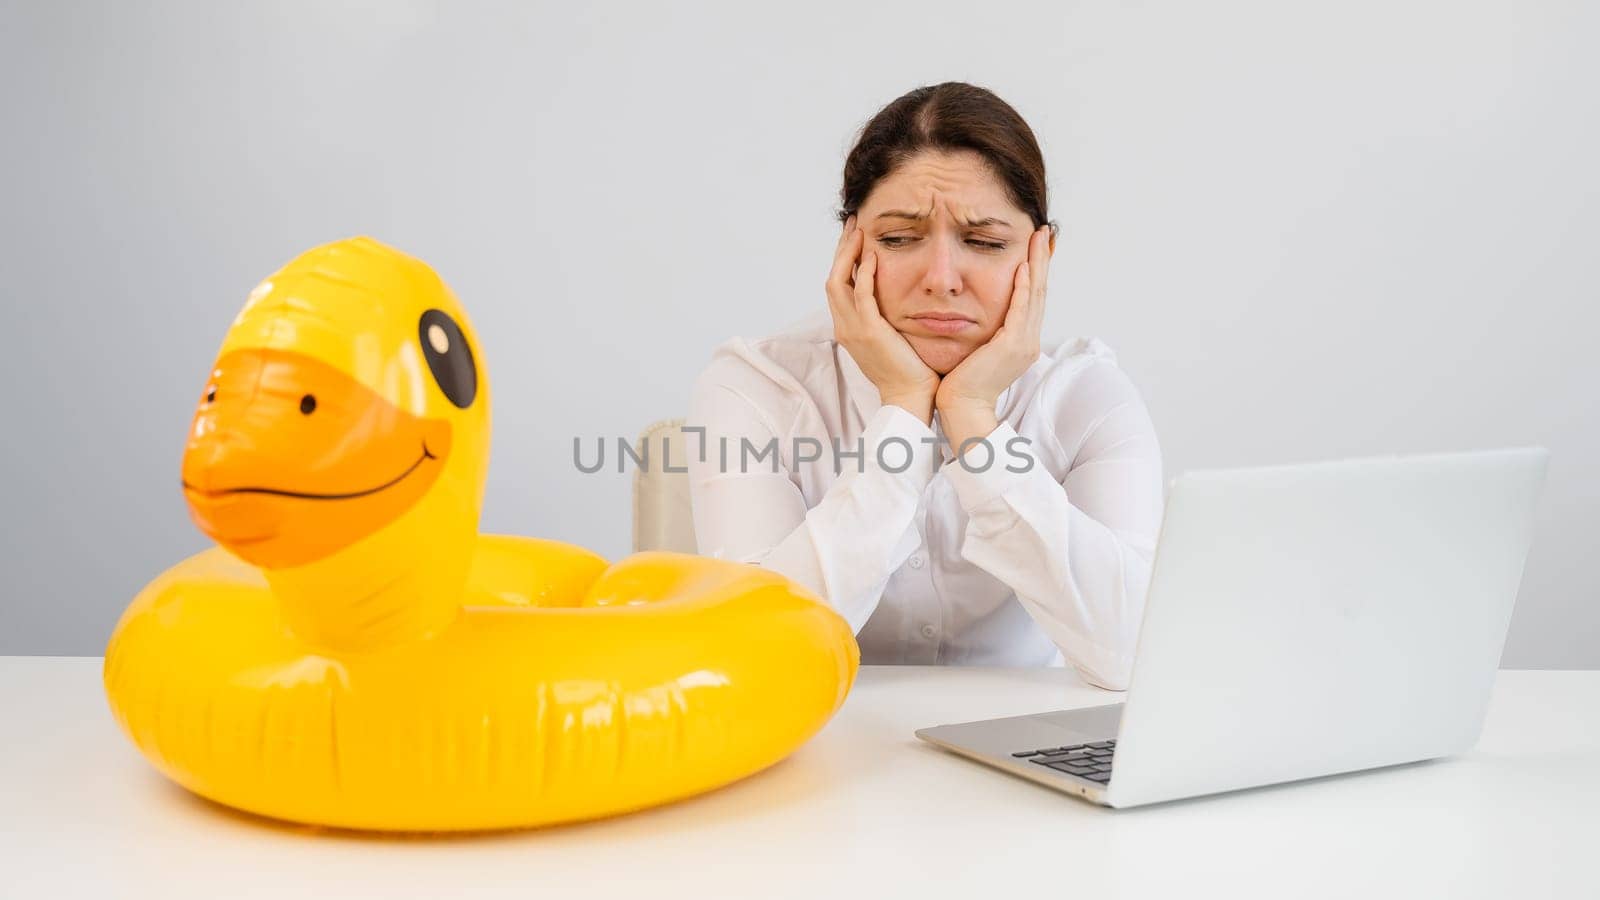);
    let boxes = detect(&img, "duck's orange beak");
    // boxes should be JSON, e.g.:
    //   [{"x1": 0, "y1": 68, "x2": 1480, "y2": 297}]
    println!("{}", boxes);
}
[{"x1": 181, "y1": 348, "x2": 452, "y2": 569}]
